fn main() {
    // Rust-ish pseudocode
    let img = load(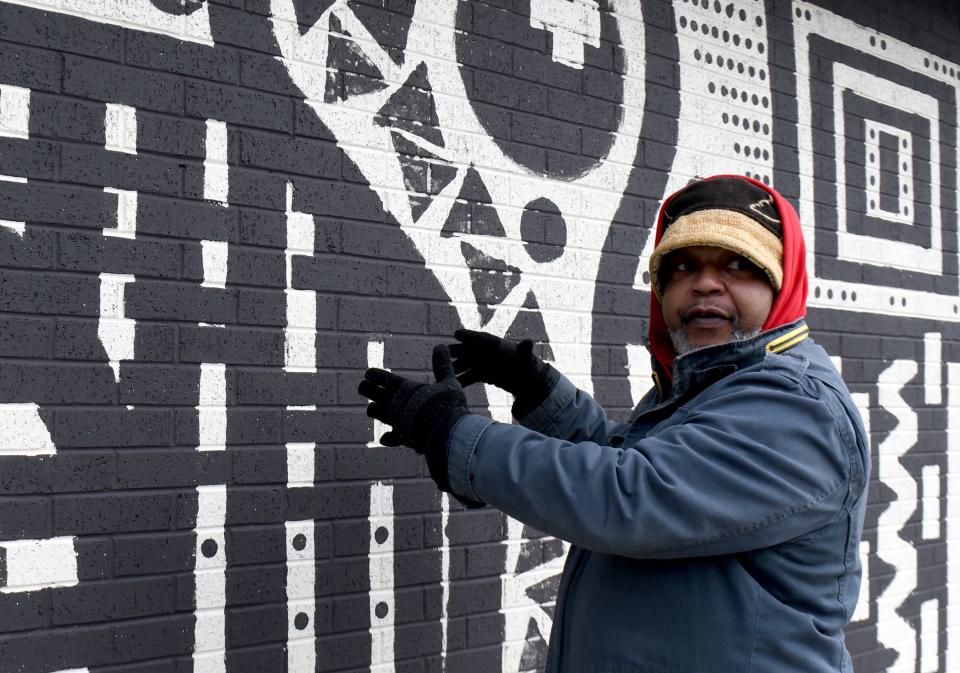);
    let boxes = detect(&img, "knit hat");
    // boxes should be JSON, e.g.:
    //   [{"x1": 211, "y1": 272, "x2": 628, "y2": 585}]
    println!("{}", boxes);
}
[{"x1": 648, "y1": 177, "x2": 784, "y2": 299}]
